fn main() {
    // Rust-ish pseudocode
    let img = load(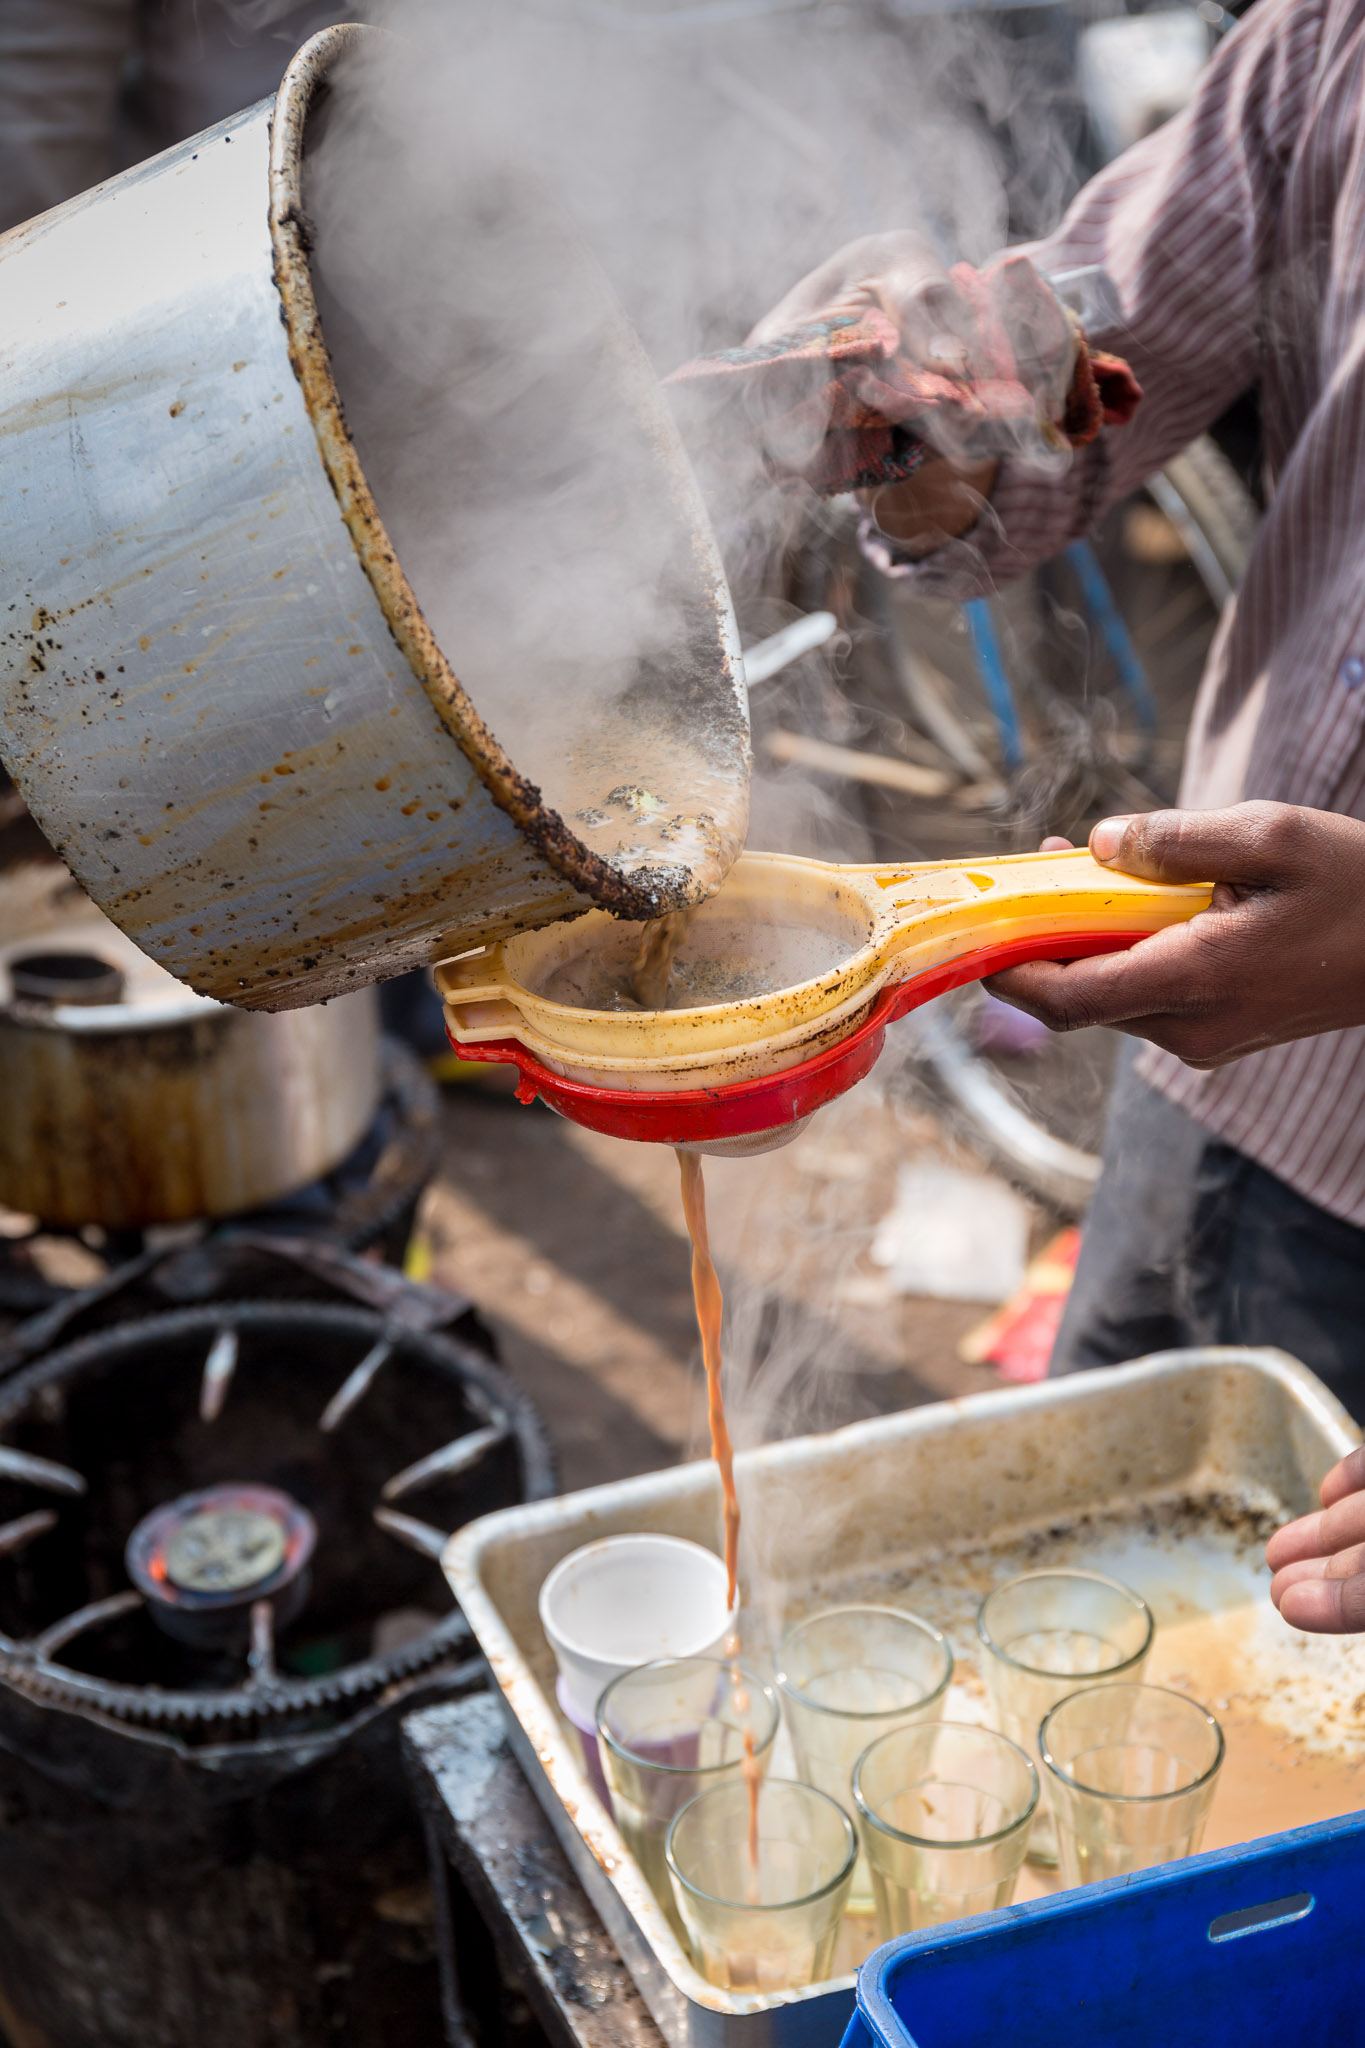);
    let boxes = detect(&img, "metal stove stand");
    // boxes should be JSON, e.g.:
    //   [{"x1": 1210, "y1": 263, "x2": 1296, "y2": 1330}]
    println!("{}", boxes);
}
[{"x1": 405, "y1": 1693, "x2": 664, "y2": 2048}]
